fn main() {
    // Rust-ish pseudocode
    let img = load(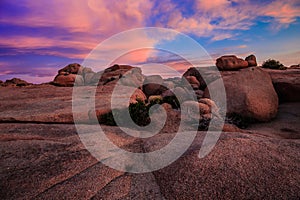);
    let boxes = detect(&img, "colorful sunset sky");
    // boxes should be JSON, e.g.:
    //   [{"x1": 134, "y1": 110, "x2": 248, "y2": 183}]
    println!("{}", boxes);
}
[{"x1": 0, "y1": 0, "x2": 300, "y2": 83}]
